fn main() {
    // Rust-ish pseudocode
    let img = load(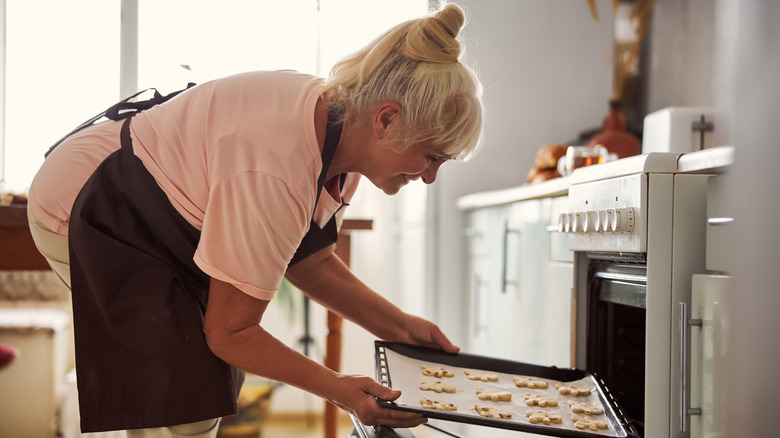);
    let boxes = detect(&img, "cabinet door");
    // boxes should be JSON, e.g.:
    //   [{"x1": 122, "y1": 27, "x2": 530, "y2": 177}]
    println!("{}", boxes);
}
[
  {"x1": 465, "y1": 199, "x2": 574, "y2": 364},
  {"x1": 507, "y1": 198, "x2": 573, "y2": 366},
  {"x1": 690, "y1": 274, "x2": 730, "y2": 438},
  {"x1": 464, "y1": 205, "x2": 508, "y2": 356},
  {"x1": 542, "y1": 261, "x2": 574, "y2": 368}
]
